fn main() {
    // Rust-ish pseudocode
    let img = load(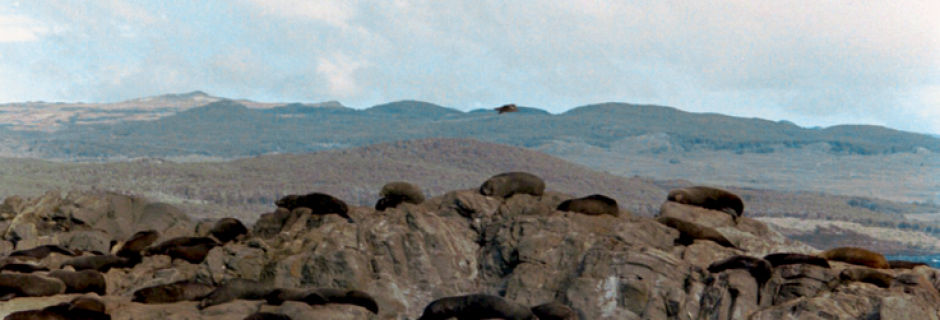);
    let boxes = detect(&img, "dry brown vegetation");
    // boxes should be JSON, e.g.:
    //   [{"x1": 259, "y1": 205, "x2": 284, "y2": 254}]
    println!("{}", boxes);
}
[{"x1": 0, "y1": 138, "x2": 937, "y2": 252}]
